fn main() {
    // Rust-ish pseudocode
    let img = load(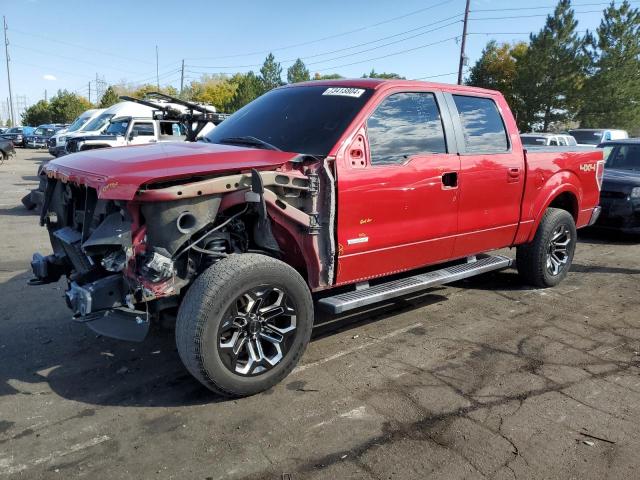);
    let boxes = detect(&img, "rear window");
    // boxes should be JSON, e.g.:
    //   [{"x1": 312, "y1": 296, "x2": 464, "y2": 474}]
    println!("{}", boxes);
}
[
  {"x1": 605, "y1": 144, "x2": 640, "y2": 170},
  {"x1": 453, "y1": 95, "x2": 509, "y2": 153},
  {"x1": 521, "y1": 136, "x2": 547, "y2": 146},
  {"x1": 569, "y1": 130, "x2": 603, "y2": 145}
]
